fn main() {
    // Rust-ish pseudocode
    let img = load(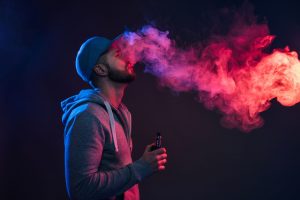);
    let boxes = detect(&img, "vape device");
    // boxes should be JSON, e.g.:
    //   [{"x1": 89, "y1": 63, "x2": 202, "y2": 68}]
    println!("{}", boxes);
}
[
  {"x1": 151, "y1": 132, "x2": 162, "y2": 151},
  {"x1": 155, "y1": 132, "x2": 162, "y2": 149}
]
